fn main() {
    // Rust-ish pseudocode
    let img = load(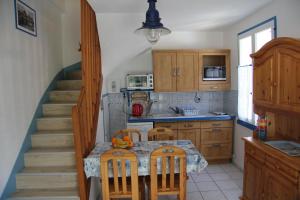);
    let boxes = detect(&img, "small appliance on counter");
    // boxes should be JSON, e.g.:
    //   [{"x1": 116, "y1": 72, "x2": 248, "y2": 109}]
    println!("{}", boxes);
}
[
  {"x1": 129, "y1": 91, "x2": 150, "y2": 117},
  {"x1": 132, "y1": 103, "x2": 143, "y2": 117},
  {"x1": 126, "y1": 73, "x2": 153, "y2": 90}
]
